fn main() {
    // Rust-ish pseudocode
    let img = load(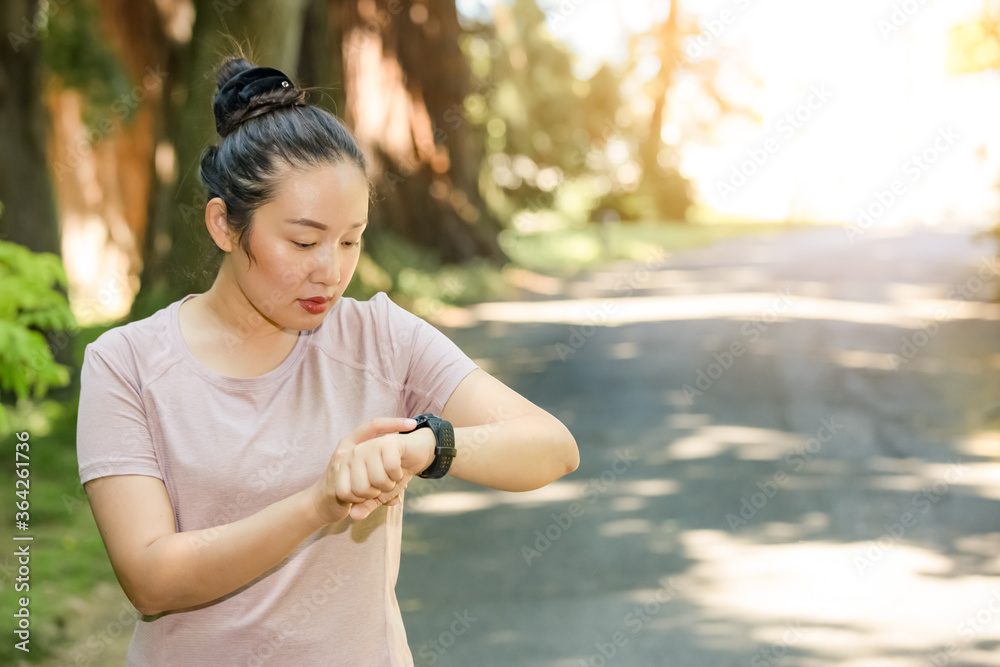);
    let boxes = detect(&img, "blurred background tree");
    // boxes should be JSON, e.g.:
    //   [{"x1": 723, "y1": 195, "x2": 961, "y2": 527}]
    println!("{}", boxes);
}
[
  {"x1": 948, "y1": 0, "x2": 1000, "y2": 286},
  {"x1": 1, "y1": 0, "x2": 727, "y2": 329},
  {"x1": 0, "y1": 0, "x2": 62, "y2": 258},
  {"x1": 948, "y1": 2, "x2": 1000, "y2": 296},
  {"x1": 0, "y1": 0, "x2": 127, "y2": 377},
  {"x1": 948, "y1": 2, "x2": 1000, "y2": 75},
  {"x1": 463, "y1": 0, "x2": 694, "y2": 227},
  {"x1": 947, "y1": 9, "x2": 1000, "y2": 162}
]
